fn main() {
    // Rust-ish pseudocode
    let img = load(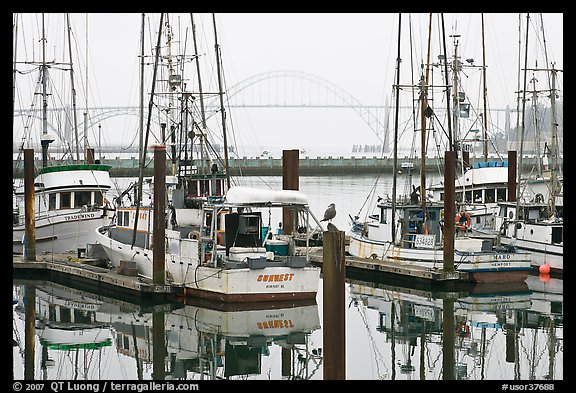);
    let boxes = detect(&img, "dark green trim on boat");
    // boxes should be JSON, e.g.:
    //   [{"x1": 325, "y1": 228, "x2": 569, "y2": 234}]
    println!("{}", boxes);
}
[{"x1": 39, "y1": 164, "x2": 113, "y2": 175}]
